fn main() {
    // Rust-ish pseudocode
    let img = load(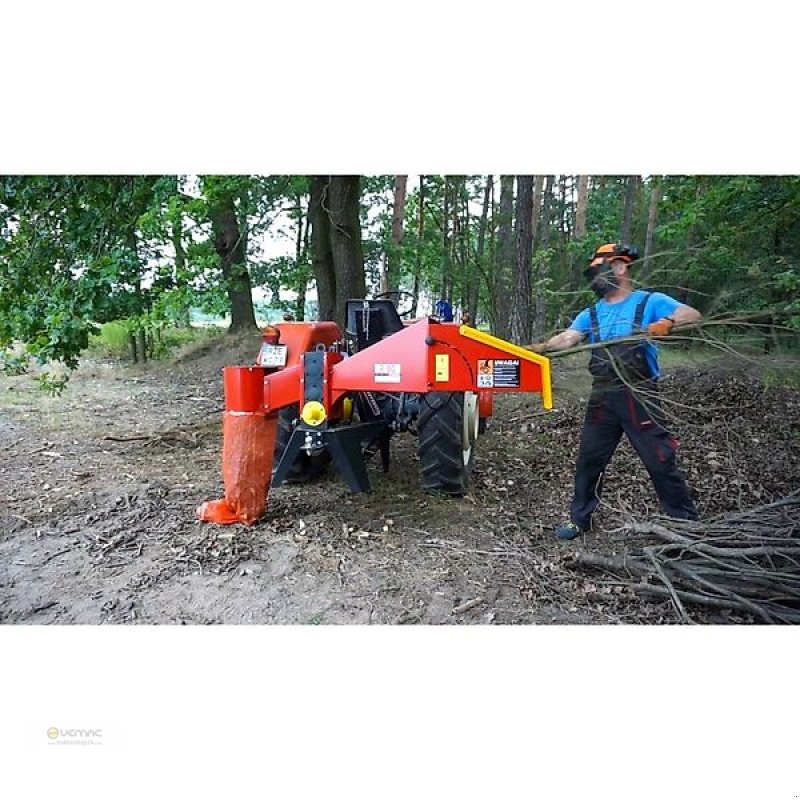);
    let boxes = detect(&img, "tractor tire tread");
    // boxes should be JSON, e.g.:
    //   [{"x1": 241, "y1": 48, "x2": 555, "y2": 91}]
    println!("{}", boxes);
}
[{"x1": 417, "y1": 391, "x2": 473, "y2": 496}]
